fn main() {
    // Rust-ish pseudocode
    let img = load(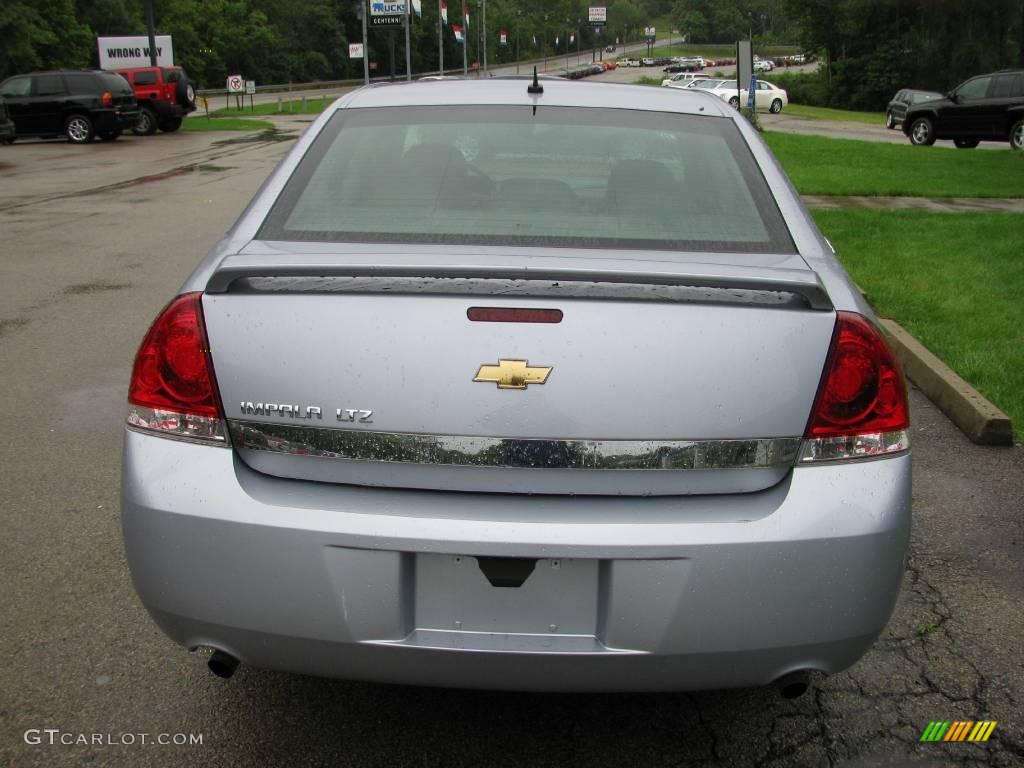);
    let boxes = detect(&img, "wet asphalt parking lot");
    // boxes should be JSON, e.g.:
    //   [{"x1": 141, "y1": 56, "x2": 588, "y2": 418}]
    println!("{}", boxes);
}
[{"x1": 0, "y1": 126, "x2": 1022, "y2": 768}]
